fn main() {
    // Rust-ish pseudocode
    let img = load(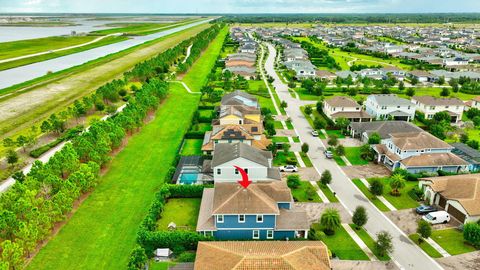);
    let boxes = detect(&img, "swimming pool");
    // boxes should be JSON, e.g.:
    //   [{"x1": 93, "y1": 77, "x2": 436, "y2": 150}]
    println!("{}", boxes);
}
[{"x1": 178, "y1": 168, "x2": 200, "y2": 185}]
